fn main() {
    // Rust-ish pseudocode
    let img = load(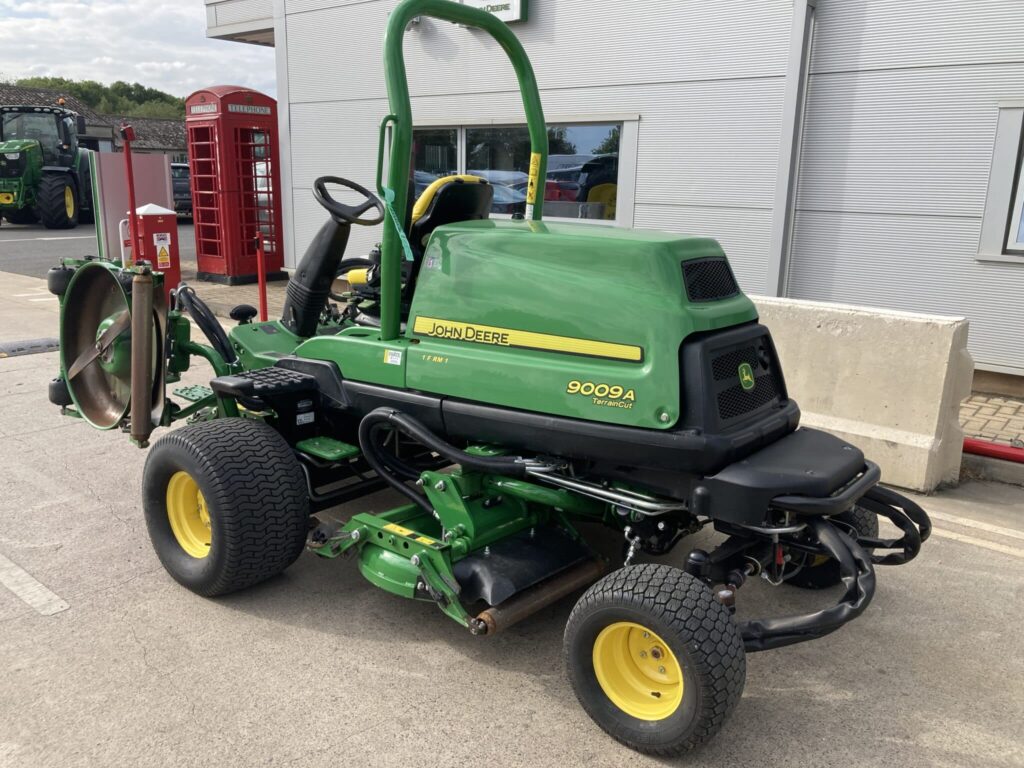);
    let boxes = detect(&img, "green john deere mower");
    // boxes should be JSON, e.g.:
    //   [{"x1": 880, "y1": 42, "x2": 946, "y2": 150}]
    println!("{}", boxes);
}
[
  {"x1": 47, "y1": 0, "x2": 931, "y2": 754},
  {"x1": 0, "y1": 103, "x2": 93, "y2": 228}
]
